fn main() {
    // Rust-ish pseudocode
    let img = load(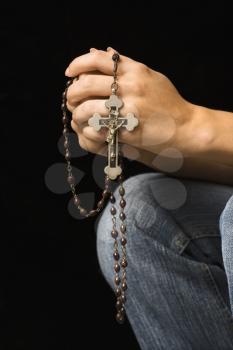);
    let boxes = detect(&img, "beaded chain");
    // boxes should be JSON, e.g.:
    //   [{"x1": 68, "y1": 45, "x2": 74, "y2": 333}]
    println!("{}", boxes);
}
[{"x1": 61, "y1": 53, "x2": 132, "y2": 324}]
